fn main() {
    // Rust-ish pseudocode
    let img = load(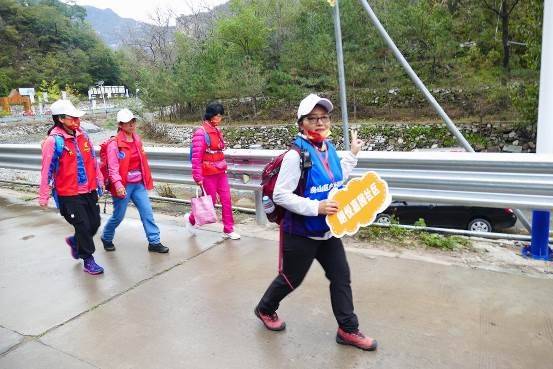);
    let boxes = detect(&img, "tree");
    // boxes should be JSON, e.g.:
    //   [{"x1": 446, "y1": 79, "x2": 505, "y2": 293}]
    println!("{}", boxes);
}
[
  {"x1": 480, "y1": 0, "x2": 521, "y2": 71},
  {"x1": 279, "y1": 0, "x2": 336, "y2": 91},
  {"x1": 215, "y1": 0, "x2": 271, "y2": 61},
  {"x1": 112, "y1": 0, "x2": 541, "y2": 123},
  {"x1": 230, "y1": 57, "x2": 266, "y2": 117},
  {"x1": 509, "y1": 0, "x2": 542, "y2": 125},
  {"x1": 0, "y1": 0, "x2": 121, "y2": 92},
  {"x1": 0, "y1": 70, "x2": 10, "y2": 96}
]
